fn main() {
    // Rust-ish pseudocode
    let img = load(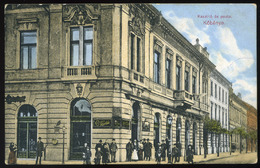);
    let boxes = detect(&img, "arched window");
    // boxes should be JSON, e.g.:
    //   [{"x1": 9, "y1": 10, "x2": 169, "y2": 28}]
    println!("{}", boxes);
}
[
  {"x1": 154, "y1": 113, "x2": 161, "y2": 149},
  {"x1": 193, "y1": 122, "x2": 197, "y2": 154},
  {"x1": 70, "y1": 98, "x2": 91, "y2": 160},
  {"x1": 176, "y1": 117, "x2": 182, "y2": 144},
  {"x1": 132, "y1": 102, "x2": 140, "y2": 142},
  {"x1": 185, "y1": 120, "x2": 190, "y2": 151},
  {"x1": 17, "y1": 105, "x2": 37, "y2": 158}
]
